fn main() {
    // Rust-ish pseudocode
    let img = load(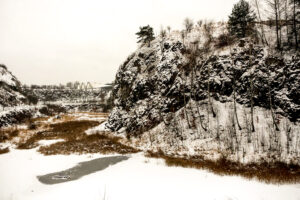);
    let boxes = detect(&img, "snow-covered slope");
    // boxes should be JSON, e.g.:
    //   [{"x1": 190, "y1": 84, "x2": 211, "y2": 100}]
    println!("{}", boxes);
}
[
  {"x1": 0, "y1": 64, "x2": 27, "y2": 107},
  {"x1": 106, "y1": 24, "x2": 300, "y2": 164},
  {"x1": 0, "y1": 65, "x2": 20, "y2": 87}
]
